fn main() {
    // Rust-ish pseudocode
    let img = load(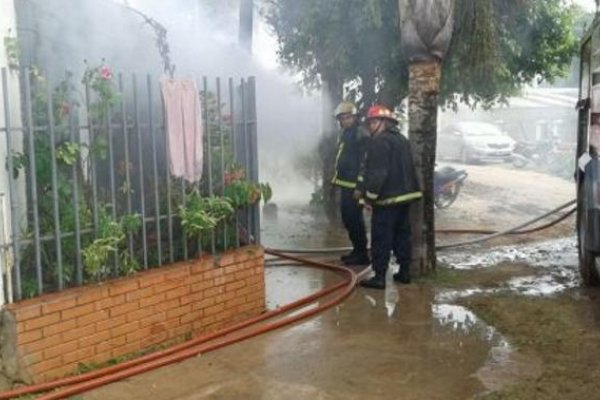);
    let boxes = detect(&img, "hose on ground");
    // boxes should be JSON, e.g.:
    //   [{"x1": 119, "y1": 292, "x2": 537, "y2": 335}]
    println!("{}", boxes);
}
[
  {"x1": 1, "y1": 253, "x2": 361, "y2": 400},
  {"x1": 267, "y1": 199, "x2": 577, "y2": 253}
]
